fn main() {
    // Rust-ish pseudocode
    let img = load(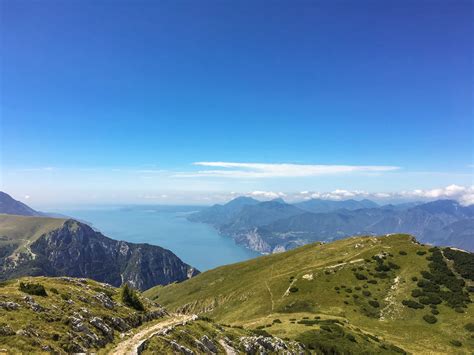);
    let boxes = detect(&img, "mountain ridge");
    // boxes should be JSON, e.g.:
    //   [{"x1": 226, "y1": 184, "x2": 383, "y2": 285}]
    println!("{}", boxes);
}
[{"x1": 0, "y1": 214, "x2": 199, "y2": 290}]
